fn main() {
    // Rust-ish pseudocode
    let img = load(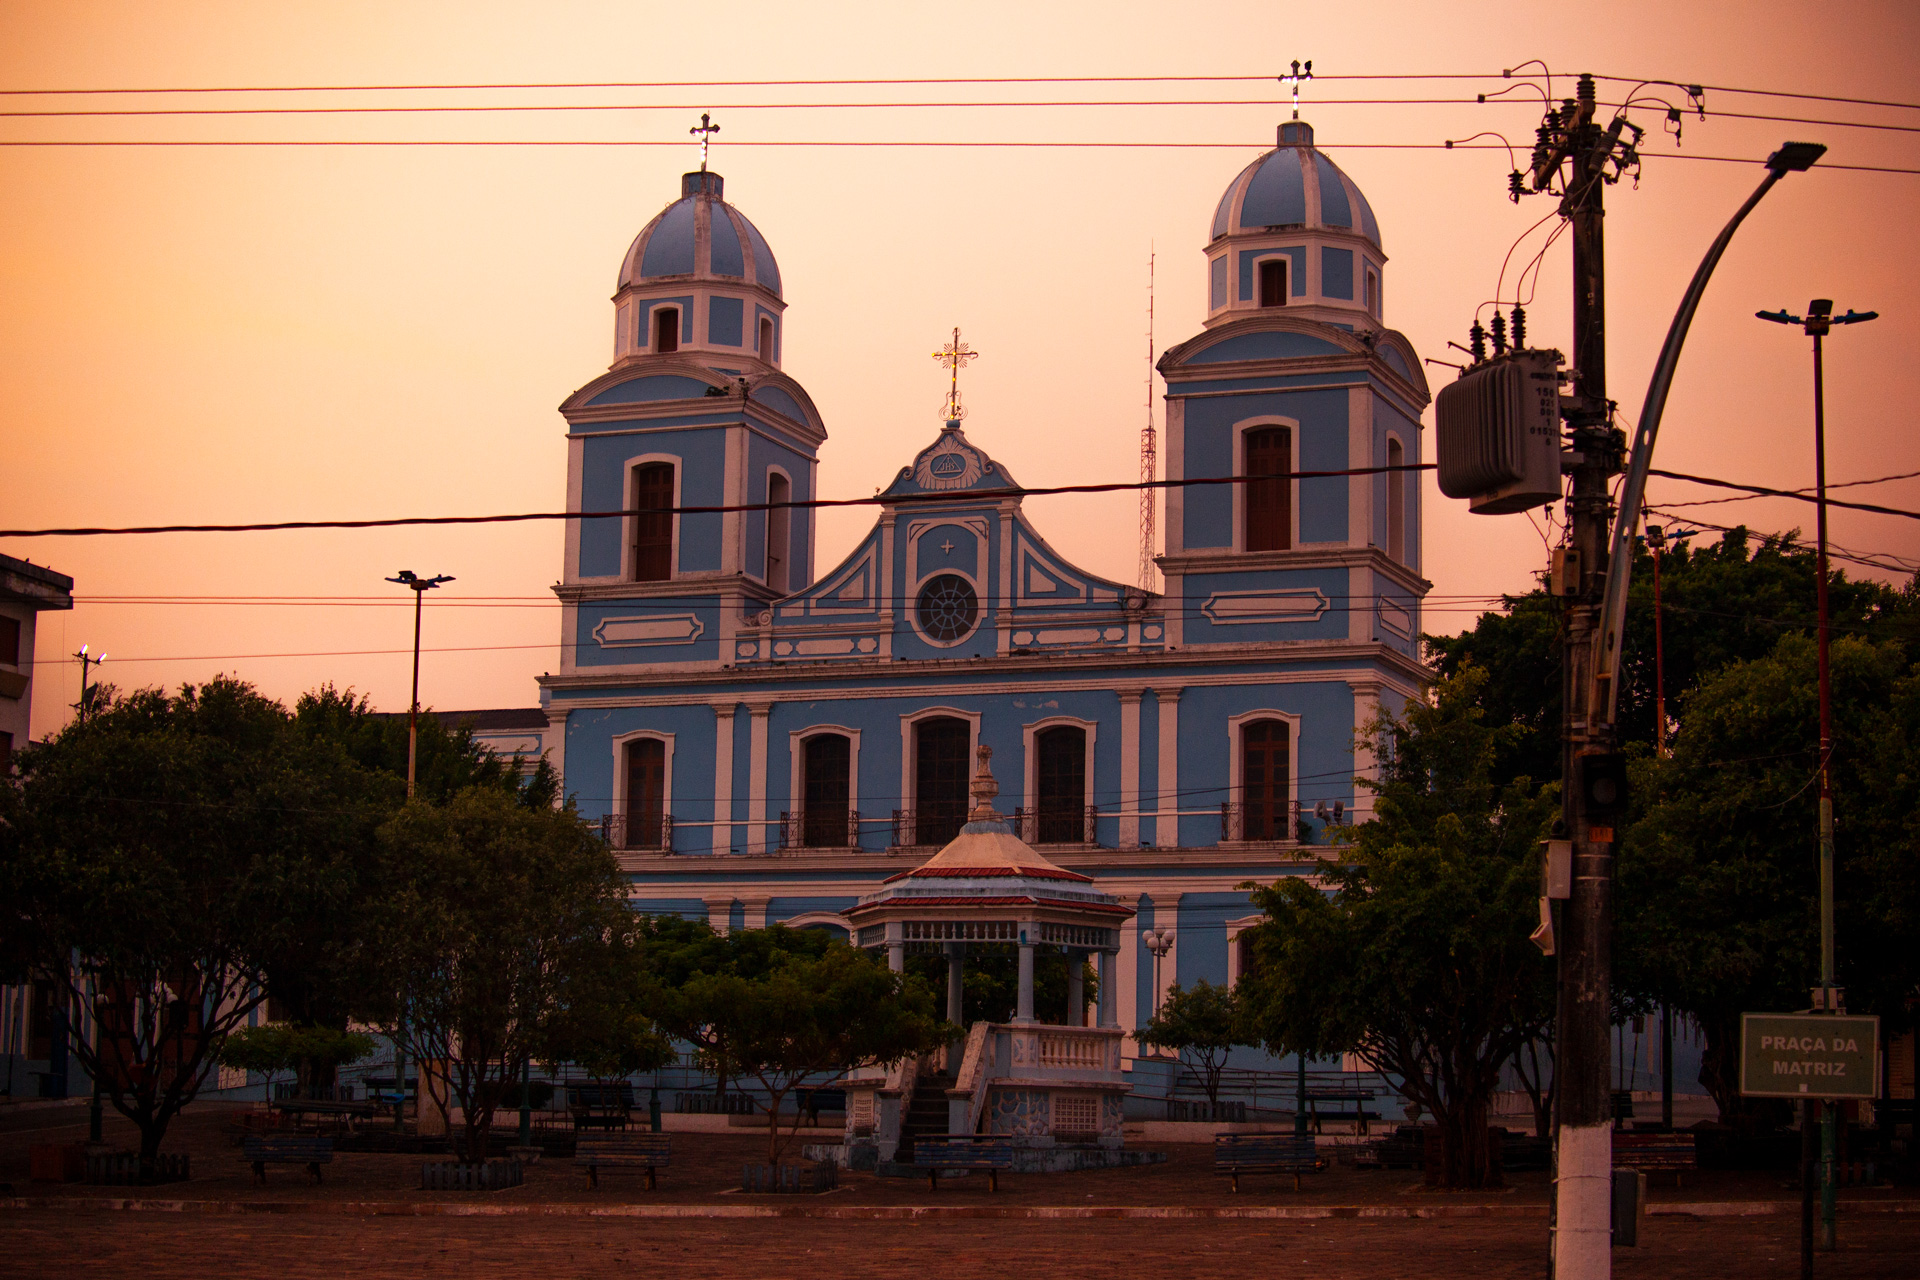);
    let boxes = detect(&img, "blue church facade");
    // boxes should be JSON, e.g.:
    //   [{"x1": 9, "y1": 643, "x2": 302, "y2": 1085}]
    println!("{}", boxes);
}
[{"x1": 536, "y1": 121, "x2": 1431, "y2": 1057}]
